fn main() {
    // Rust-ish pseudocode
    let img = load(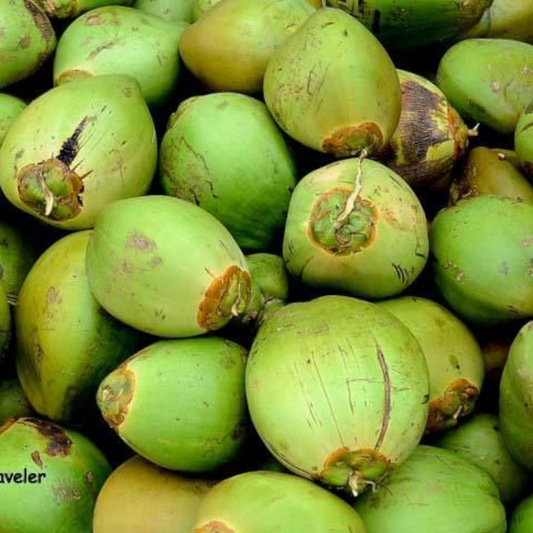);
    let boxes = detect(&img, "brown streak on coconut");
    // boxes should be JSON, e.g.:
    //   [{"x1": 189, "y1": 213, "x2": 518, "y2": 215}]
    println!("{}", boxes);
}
[
  {"x1": 22, "y1": 418, "x2": 72, "y2": 457},
  {"x1": 374, "y1": 342, "x2": 391, "y2": 451},
  {"x1": 98, "y1": 366, "x2": 136, "y2": 429},
  {"x1": 195, "y1": 521, "x2": 235, "y2": 533}
]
